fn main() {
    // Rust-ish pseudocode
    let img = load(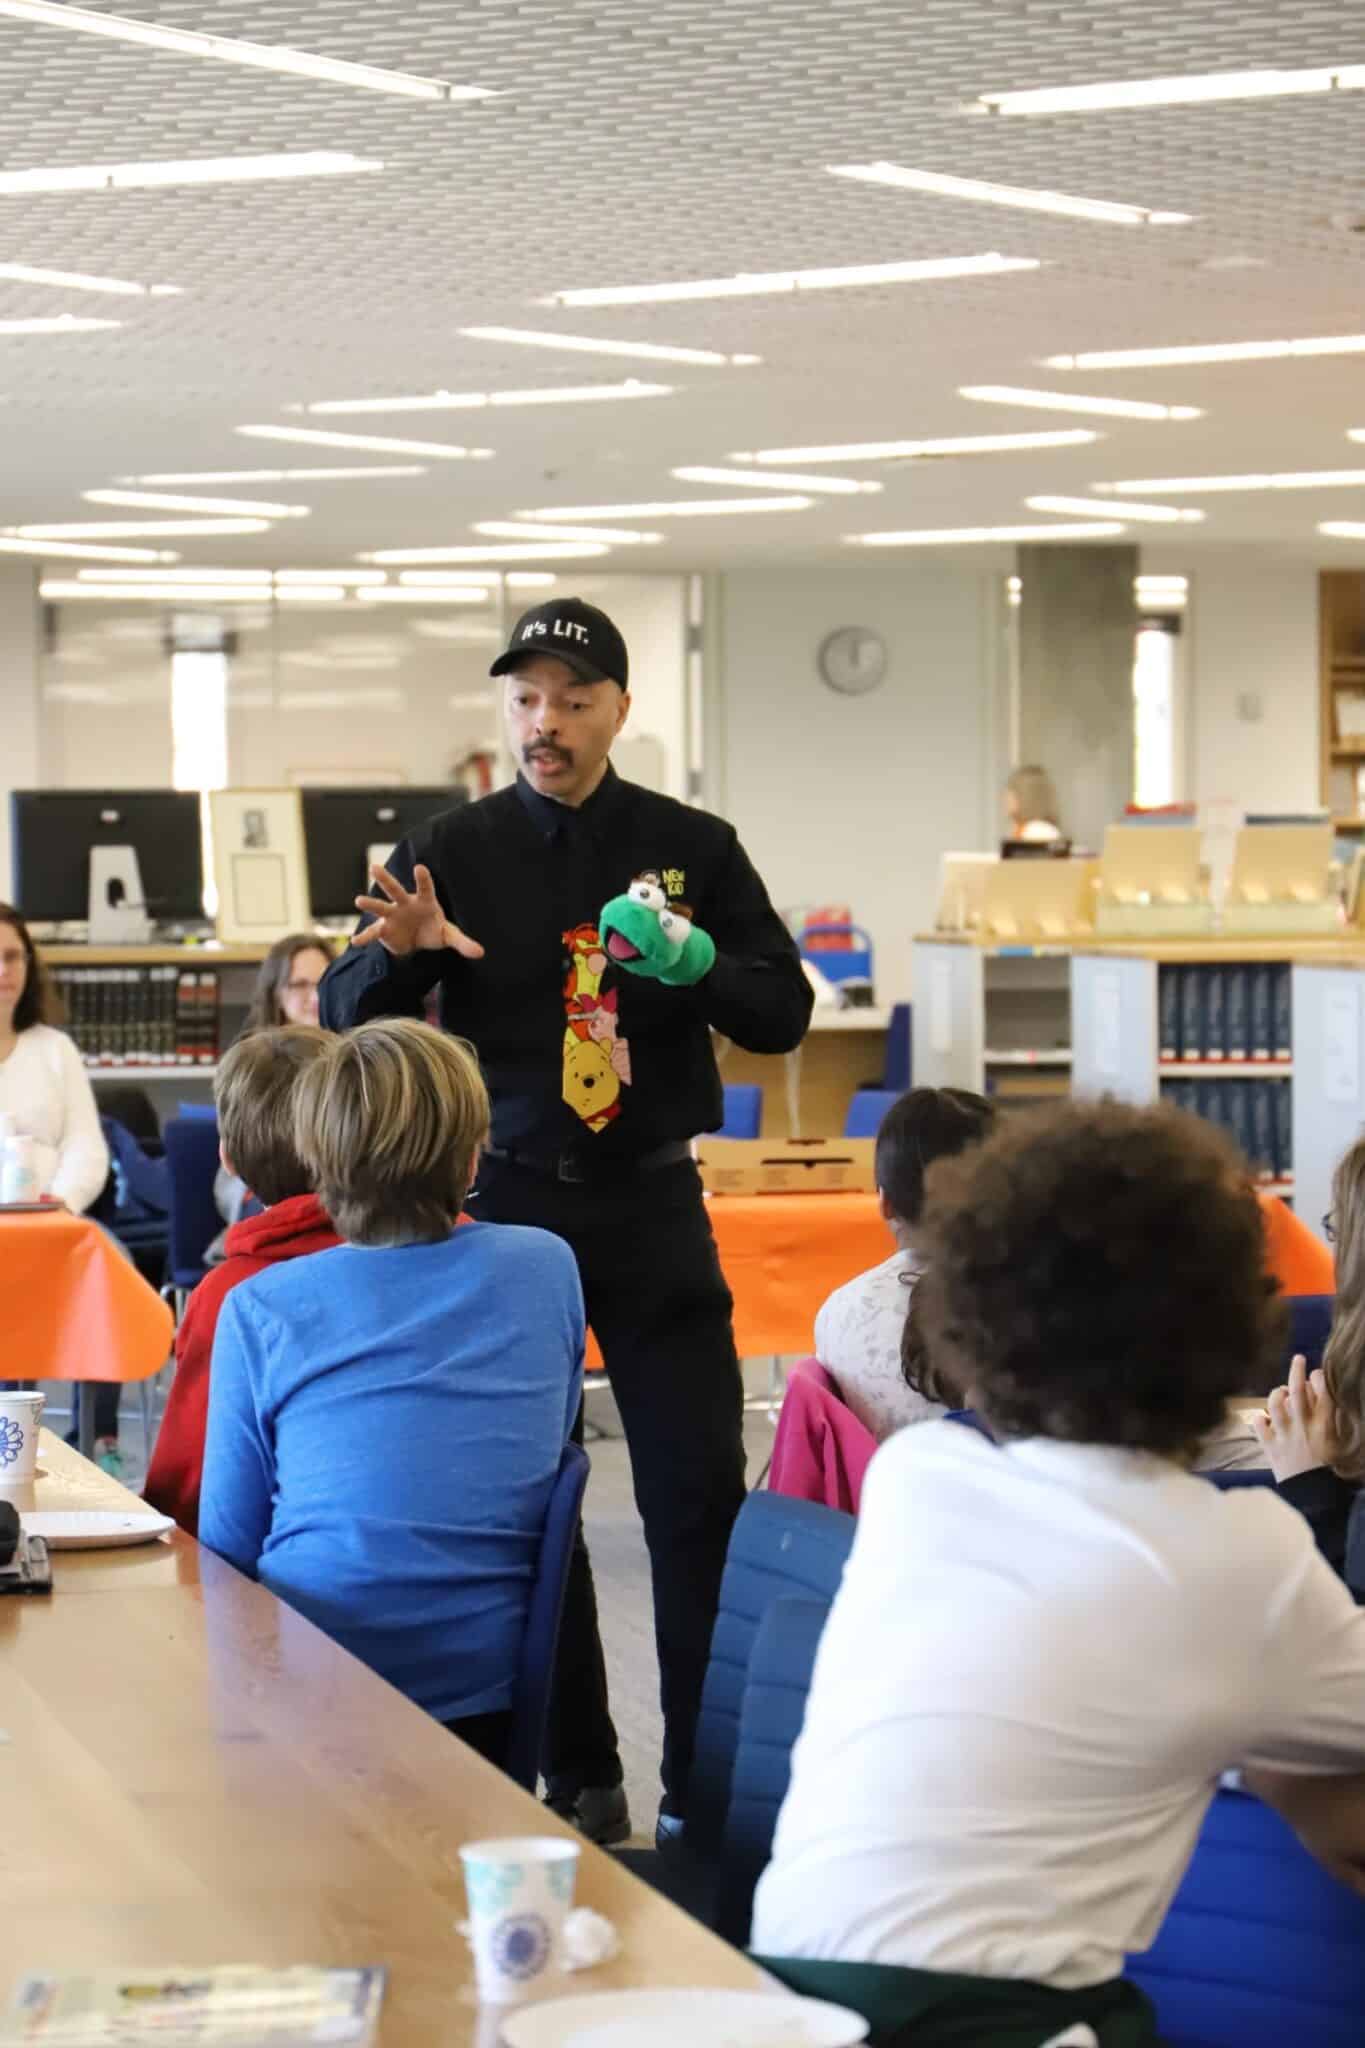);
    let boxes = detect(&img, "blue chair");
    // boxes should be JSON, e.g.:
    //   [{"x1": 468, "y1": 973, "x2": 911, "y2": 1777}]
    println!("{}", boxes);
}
[
  {"x1": 160, "y1": 1113, "x2": 224, "y2": 1306},
  {"x1": 843, "y1": 1088, "x2": 897, "y2": 1139},
  {"x1": 504, "y1": 1442, "x2": 590, "y2": 1793},
  {"x1": 882, "y1": 1002, "x2": 912, "y2": 1093},
  {"x1": 1286, "y1": 1293, "x2": 1333, "y2": 1375},
  {"x1": 1128, "y1": 1786, "x2": 1365, "y2": 2045},
  {"x1": 616, "y1": 1492, "x2": 855, "y2": 1919},
  {"x1": 716, "y1": 1593, "x2": 831, "y2": 1944},
  {"x1": 714, "y1": 1083, "x2": 762, "y2": 1140}
]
